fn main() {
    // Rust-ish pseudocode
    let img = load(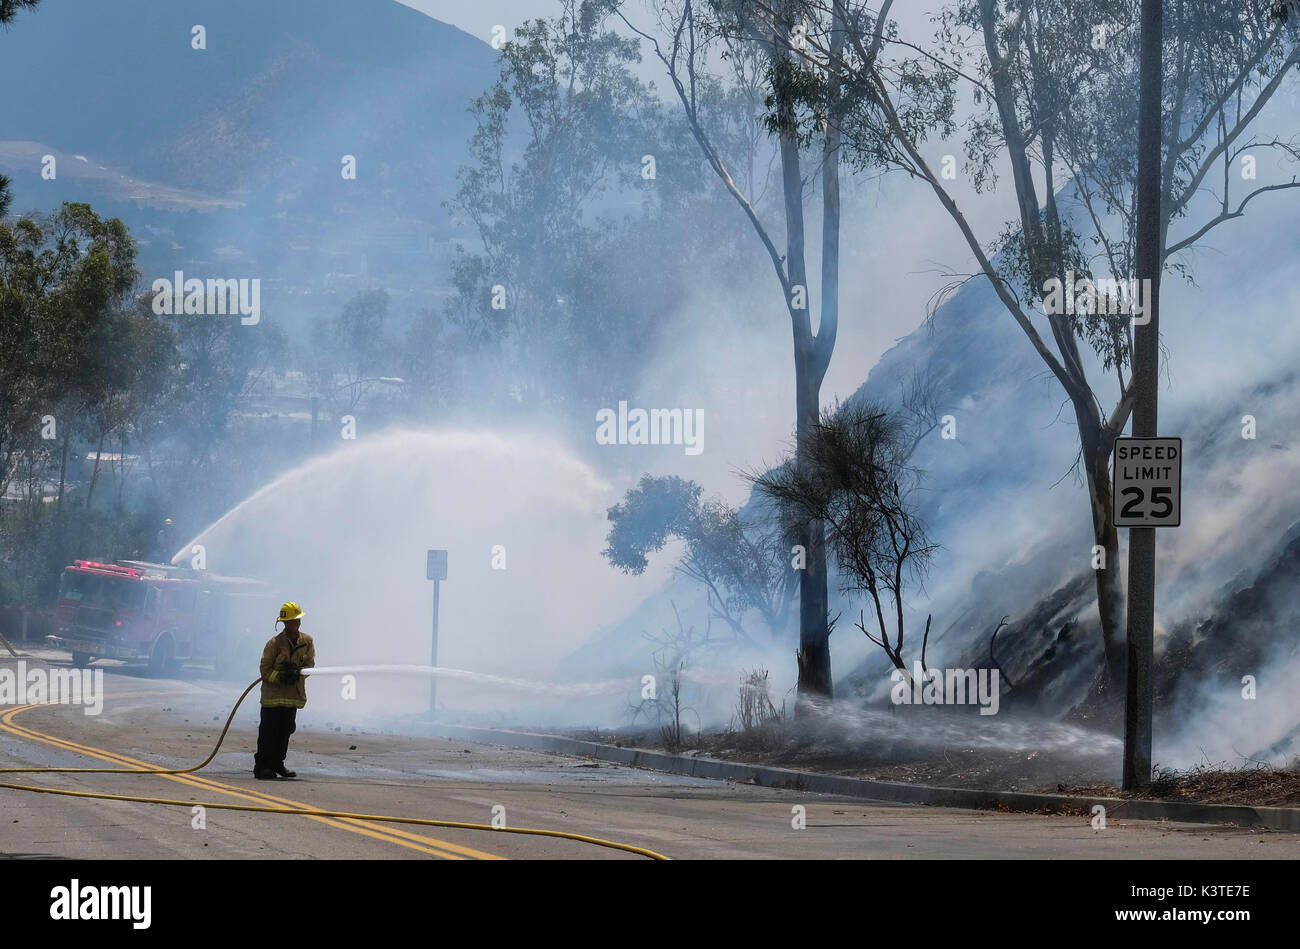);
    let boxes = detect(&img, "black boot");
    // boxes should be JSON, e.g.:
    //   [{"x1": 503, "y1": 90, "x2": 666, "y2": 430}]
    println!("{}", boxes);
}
[
  {"x1": 254, "y1": 767, "x2": 278, "y2": 779},
  {"x1": 274, "y1": 764, "x2": 297, "y2": 778}
]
